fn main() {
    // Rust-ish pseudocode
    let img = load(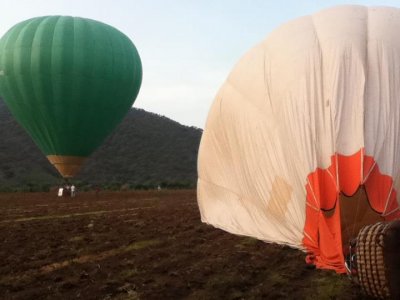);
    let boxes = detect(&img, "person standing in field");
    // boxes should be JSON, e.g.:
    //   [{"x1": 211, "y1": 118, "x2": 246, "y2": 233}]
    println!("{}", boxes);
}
[
  {"x1": 71, "y1": 185, "x2": 76, "y2": 197},
  {"x1": 58, "y1": 187, "x2": 63, "y2": 197}
]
